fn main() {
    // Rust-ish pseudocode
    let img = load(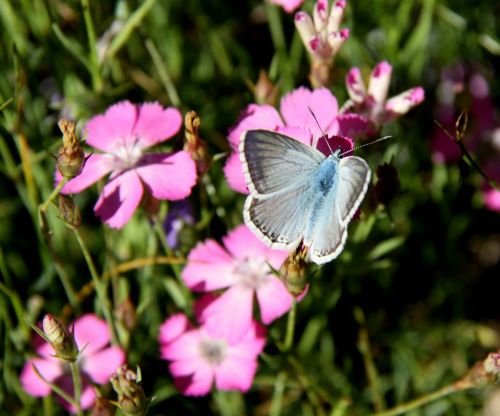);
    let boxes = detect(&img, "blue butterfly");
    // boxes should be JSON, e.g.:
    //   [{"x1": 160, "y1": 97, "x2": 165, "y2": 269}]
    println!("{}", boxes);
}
[{"x1": 240, "y1": 129, "x2": 371, "y2": 264}]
